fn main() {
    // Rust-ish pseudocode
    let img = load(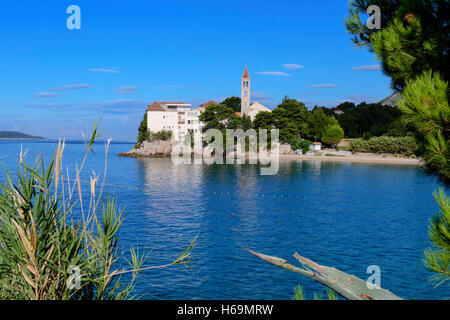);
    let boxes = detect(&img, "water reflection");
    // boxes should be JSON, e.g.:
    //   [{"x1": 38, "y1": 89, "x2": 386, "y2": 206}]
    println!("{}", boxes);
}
[{"x1": 2, "y1": 141, "x2": 448, "y2": 299}]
